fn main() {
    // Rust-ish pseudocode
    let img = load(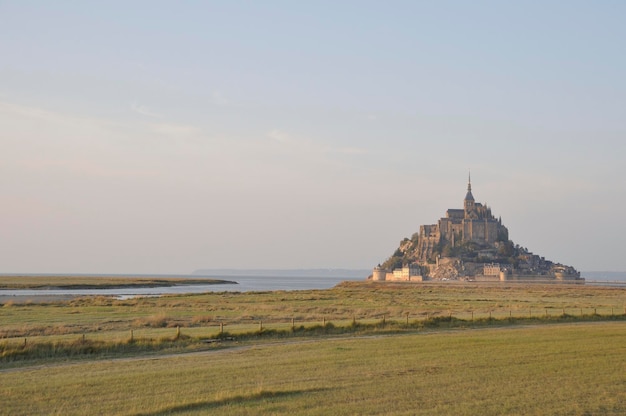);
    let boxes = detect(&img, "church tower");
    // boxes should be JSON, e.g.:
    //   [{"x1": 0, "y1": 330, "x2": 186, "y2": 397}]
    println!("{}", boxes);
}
[{"x1": 464, "y1": 173, "x2": 475, "y2": 215}]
